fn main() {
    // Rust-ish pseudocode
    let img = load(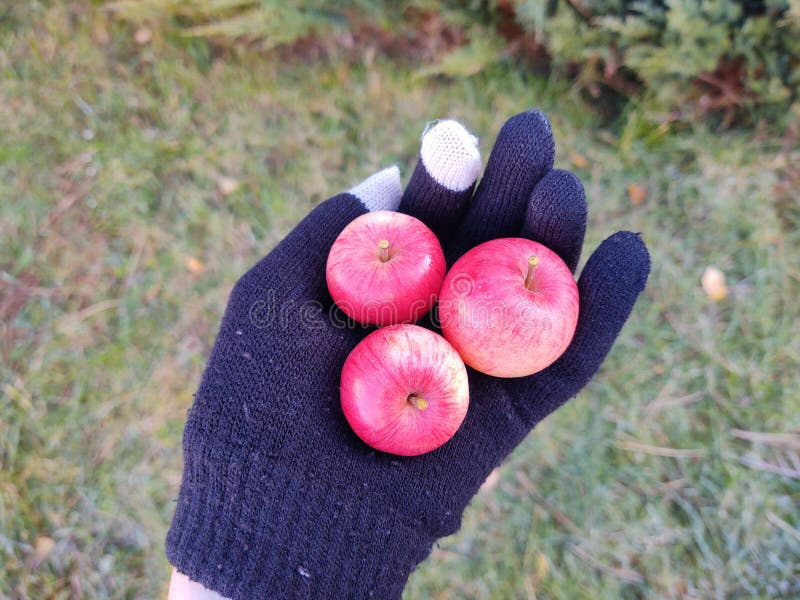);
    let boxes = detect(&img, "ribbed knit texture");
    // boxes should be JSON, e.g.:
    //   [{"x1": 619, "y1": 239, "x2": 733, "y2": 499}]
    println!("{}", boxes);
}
[
  {"x1": 400, "y1": 159, "x2": 474, "y2": 244},
  {"x1": 447, "y1": 109, "x2": 555, "y2": 262},
  {"x1": 522, "y1": 169, "x2": 587, "y2": 273},
  {"x1": 399, "y1": 119, "x2": 480, "y2": 244},
  {"x1": 167, "y1": 109, "x2": 651, "y2": 599}
]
